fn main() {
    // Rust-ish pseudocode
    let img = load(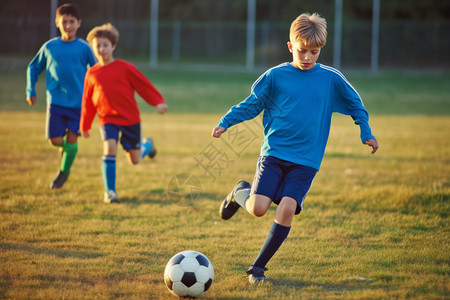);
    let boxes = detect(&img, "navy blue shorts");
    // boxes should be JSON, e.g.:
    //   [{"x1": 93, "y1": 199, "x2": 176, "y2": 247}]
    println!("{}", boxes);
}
[
  {"x1": 251, "y1": 156, "x2": 317, "y2": 215},
  {"x1": 46, "y1": 105, "x2": 81, "y2": 139},
  {"x1": 99, "y1": 123, "x2": 142, "y2": 151}
]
